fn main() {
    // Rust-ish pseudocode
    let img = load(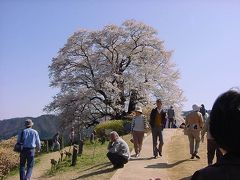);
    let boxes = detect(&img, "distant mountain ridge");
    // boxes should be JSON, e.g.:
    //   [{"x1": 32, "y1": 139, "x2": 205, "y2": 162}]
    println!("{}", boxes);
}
[{"x1": 0, "y1": 114, "x2": 60, "y2": 140}]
